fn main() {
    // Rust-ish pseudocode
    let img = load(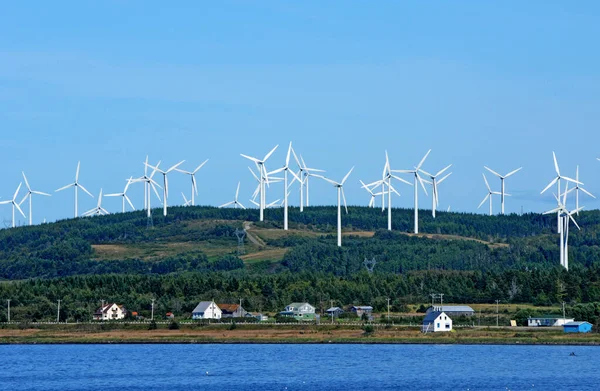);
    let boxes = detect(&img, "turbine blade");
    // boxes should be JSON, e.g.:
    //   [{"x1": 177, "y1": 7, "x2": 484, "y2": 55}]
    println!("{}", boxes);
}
[
  {"x1": 75, "y1": 161, "x2": 81, "y2": 181},
  {"x1": 484, "y1": 166, "x2": 502, "y2": 178},
  {"x1": 240, "y1": 154, "x2": 260, "y2": 163},
  {"x1": 312, "y1": 174, "x2": 337, "y2": 186},
  {"x1": 540, "y1": 177, "x2": 558, "y2": 194},
  {"x1": 435, "y1": 164, "x2": 452, "y2": 178},
  {"x1": 286, "y1": 142, "x2": 292, "y2": 167},
  {"x1": 167, "y1": 160, "x2": 185, "y2": 173},
  {"x1": 553, "y1": 151, "x2": 560, "y2": 176},
  {"x1": 14, "y1": 201, "x2": 26, "y2": 218},
  {"x1": 125, "y1": 195, "x2": 135, "y2": 210},
  {"x1": 248, "y1": 166, "x2": 260, "y2": 182},
  {"x1": 219, "y1": 201, "x2": 234, "y2": 208},
  {"x1": 417, "y1": 174, "x2": 428, "y2": 195},
  {"x1": 78, "y1": 184, "x2": 94, "y2": 198},
  {"x1": 55, "y1": 183, "x2": 75, "y2": 192},
  {"x1": 263, "y1": 145, "x2": 279, "y2": 162},
  {"x1": 580, "y1": 187, "x2": 596, "y2": 198},
  {"x1": 237, "y1": 201, "x2": 246, "y2": 210},
  {"x1": 416, "y1": 149, "x2": 431, "y2": 170},
  {"x1": 438, "y1": 172, "x2": 452, "y2": 184},
  {"x1": 562, "y1": 176, "x2": 583, "y2": 185},
  {"x1": 341, "y1": 188, "x2": 348, "y2": 214},
  {"x1": 12, "y1": 182, "x2": 22, "y2": 200},
  {"x1": 341, "y1": 167, "x2": 354, "y2": 185},
  {"x1": 235, "y1": 182, "x2": 240, "y2": 200},
  {"x1": 505, "y1": 167, "x2": 522, "y2": 178},
  {"x1": 21, "y1": 172, "x2": 31, "y2": 191},
  {"x1": 193, "y1": 159, "x2": 209, "y2": 174},
  {"x1": 478, "y1": 194, "x2": 490, "y2": 209}
]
